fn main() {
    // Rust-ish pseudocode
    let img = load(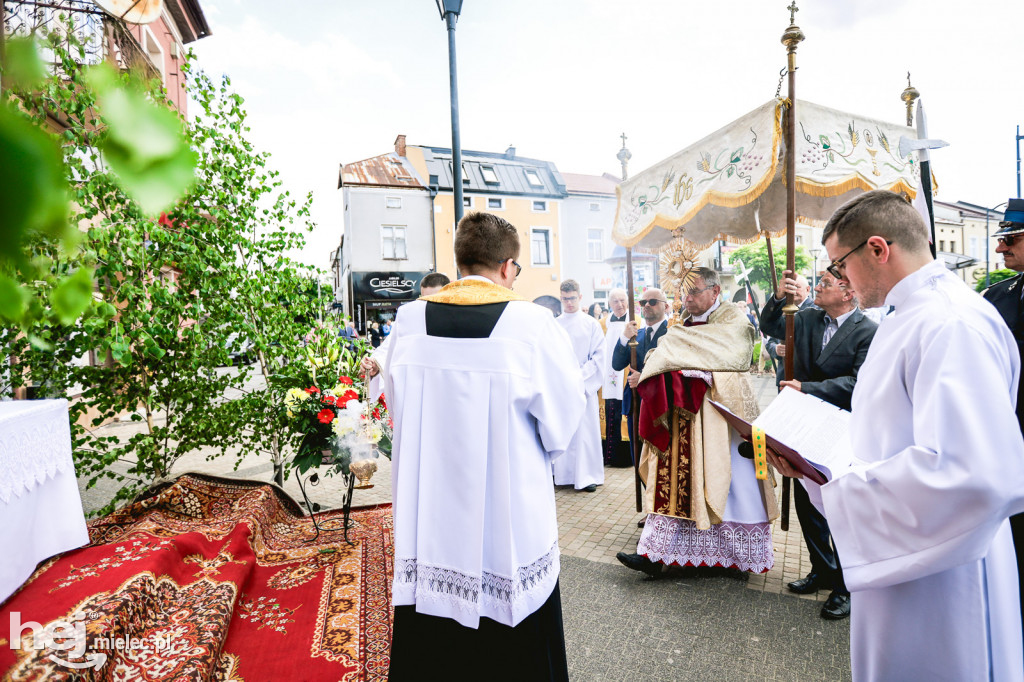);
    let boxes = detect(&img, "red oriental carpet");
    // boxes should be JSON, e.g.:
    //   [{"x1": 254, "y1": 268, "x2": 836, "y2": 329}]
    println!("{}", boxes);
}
[{"x1": 0, "y1": 474, "x2": 394, "y2": 681}]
